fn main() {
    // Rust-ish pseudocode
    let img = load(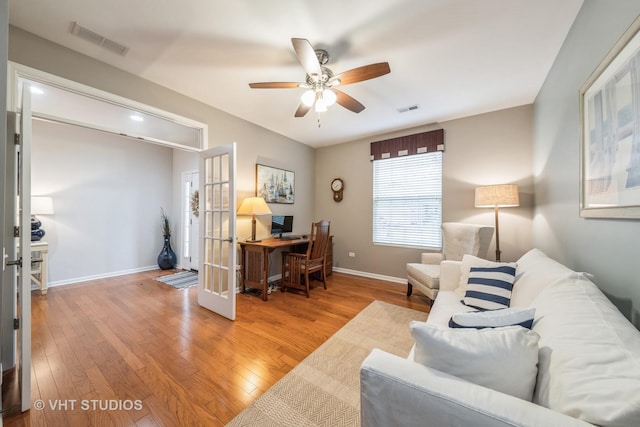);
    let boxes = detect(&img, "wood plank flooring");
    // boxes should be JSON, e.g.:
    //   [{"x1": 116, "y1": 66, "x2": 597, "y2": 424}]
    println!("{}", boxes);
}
[{"x1": 3, "y1": 270, "x2": 431, "y2": 427}]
